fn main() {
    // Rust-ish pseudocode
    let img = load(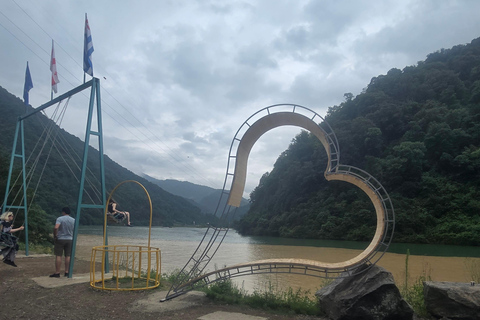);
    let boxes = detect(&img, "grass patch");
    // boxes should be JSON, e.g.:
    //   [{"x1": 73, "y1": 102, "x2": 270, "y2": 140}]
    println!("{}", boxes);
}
[
  {"x1": 159, "y1": 269, "x2": 195, "y2": 290},
  {"x1": 107, "y1": 275, "x2": 157, "y2": 289},
  {"x1": 99, "y1": 269, "x2": 163, "y2": 289},
  {"x1": 400, "y1": 249, "x2": 429, "y2": 317},
  {"x1": 18, "y1": 242, "x2": 53, "y2": 254},
  {"x1": 94, "y1": 269, "x2": 188, "y2": 291},
  {"x1": 161, "y1": 269, "x2": 180, "y2": 284},
  {"x1": 203, "y1": 279, "x2": 322, "y2": 316},
  {"x1": 401, "y1": 275, "x2": 429, "y2": 318}
]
